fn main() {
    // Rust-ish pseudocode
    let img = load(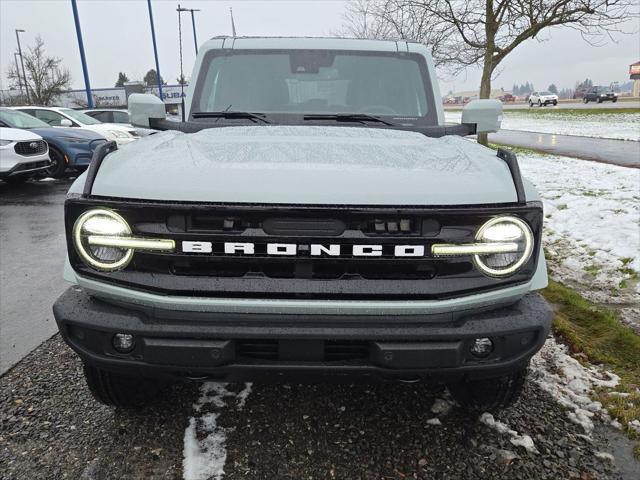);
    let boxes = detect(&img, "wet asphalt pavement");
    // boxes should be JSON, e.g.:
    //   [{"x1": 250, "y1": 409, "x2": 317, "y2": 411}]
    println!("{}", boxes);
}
[
  {"x1": 444, "y1": 100, "x2": 640, "y2": 111},
  {"x1": 490, "y1": 130, "x2": 640, "y2": 168},
  {"x1": 0, "y1": 177, "x2": 74, "y2": 374}
]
